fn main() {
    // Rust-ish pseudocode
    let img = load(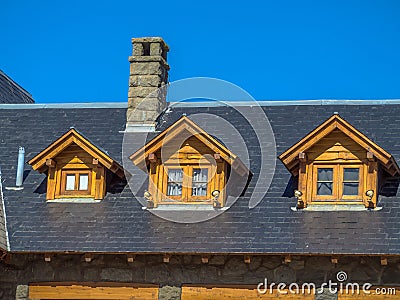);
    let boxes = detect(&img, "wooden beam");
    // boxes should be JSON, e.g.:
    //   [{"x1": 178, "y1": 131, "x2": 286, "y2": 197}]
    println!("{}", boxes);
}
[
  {"x1": 46, "y1": 158, "x2": 56, "y2": 168},
  {"x1": 127, "y1": 254, "x2": 135, "y2": 263},
  {"x1": 367, "y1": 151, "x2": 375, "y2": 162},
  {"x1": 381, "y1": 257, "x2": 388, "y2": 266},
  {"x1": 298, "y1": 152, "x2": 307, "y2": 162},
  {"x1": 331, "y1": 257, "x2": 338, "y2": 264},
  {"x1": 214, "y1": 153, "x2": 222, "y2": 162},
  {"x1": 84, "y1": 253, "x2": 92, "y2": 263},
  {"x1": 163, "y1": 254, "x2": 170, "y2": 263},
  {"x1": 244, "y1": 255, "x2": 251, "y2": 264},
  {"x1": 201, "y1": 255, "x2": 209, "y2": 264},
  {"x1": 148, "y1": 153, "x2": 157, "y2": 163},
  {"x1": 284, "y1": 255, "x2": 291, "y2": 264},
  {"x1": 44, "y1": 254, "x2": 52, "y2": 262}
]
